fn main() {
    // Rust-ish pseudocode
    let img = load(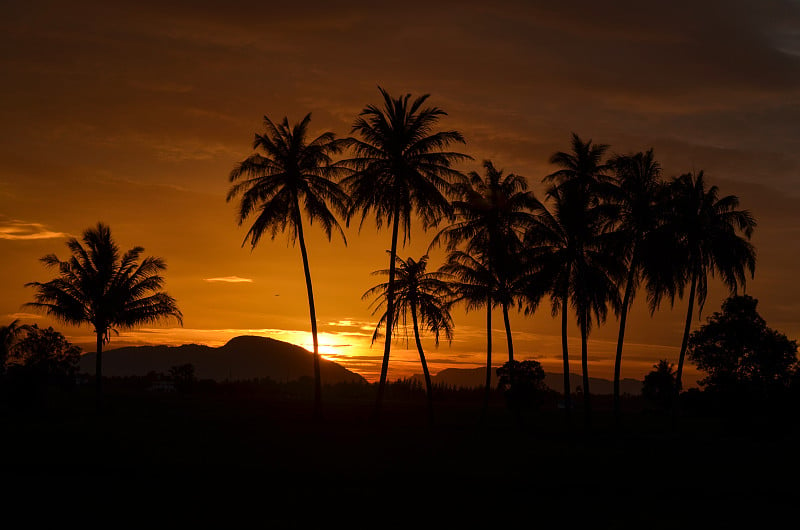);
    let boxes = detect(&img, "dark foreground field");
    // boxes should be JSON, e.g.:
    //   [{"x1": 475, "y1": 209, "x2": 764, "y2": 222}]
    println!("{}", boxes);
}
[{"x1": 1, "y1": 381, "x2": 797, "y2": 527}]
